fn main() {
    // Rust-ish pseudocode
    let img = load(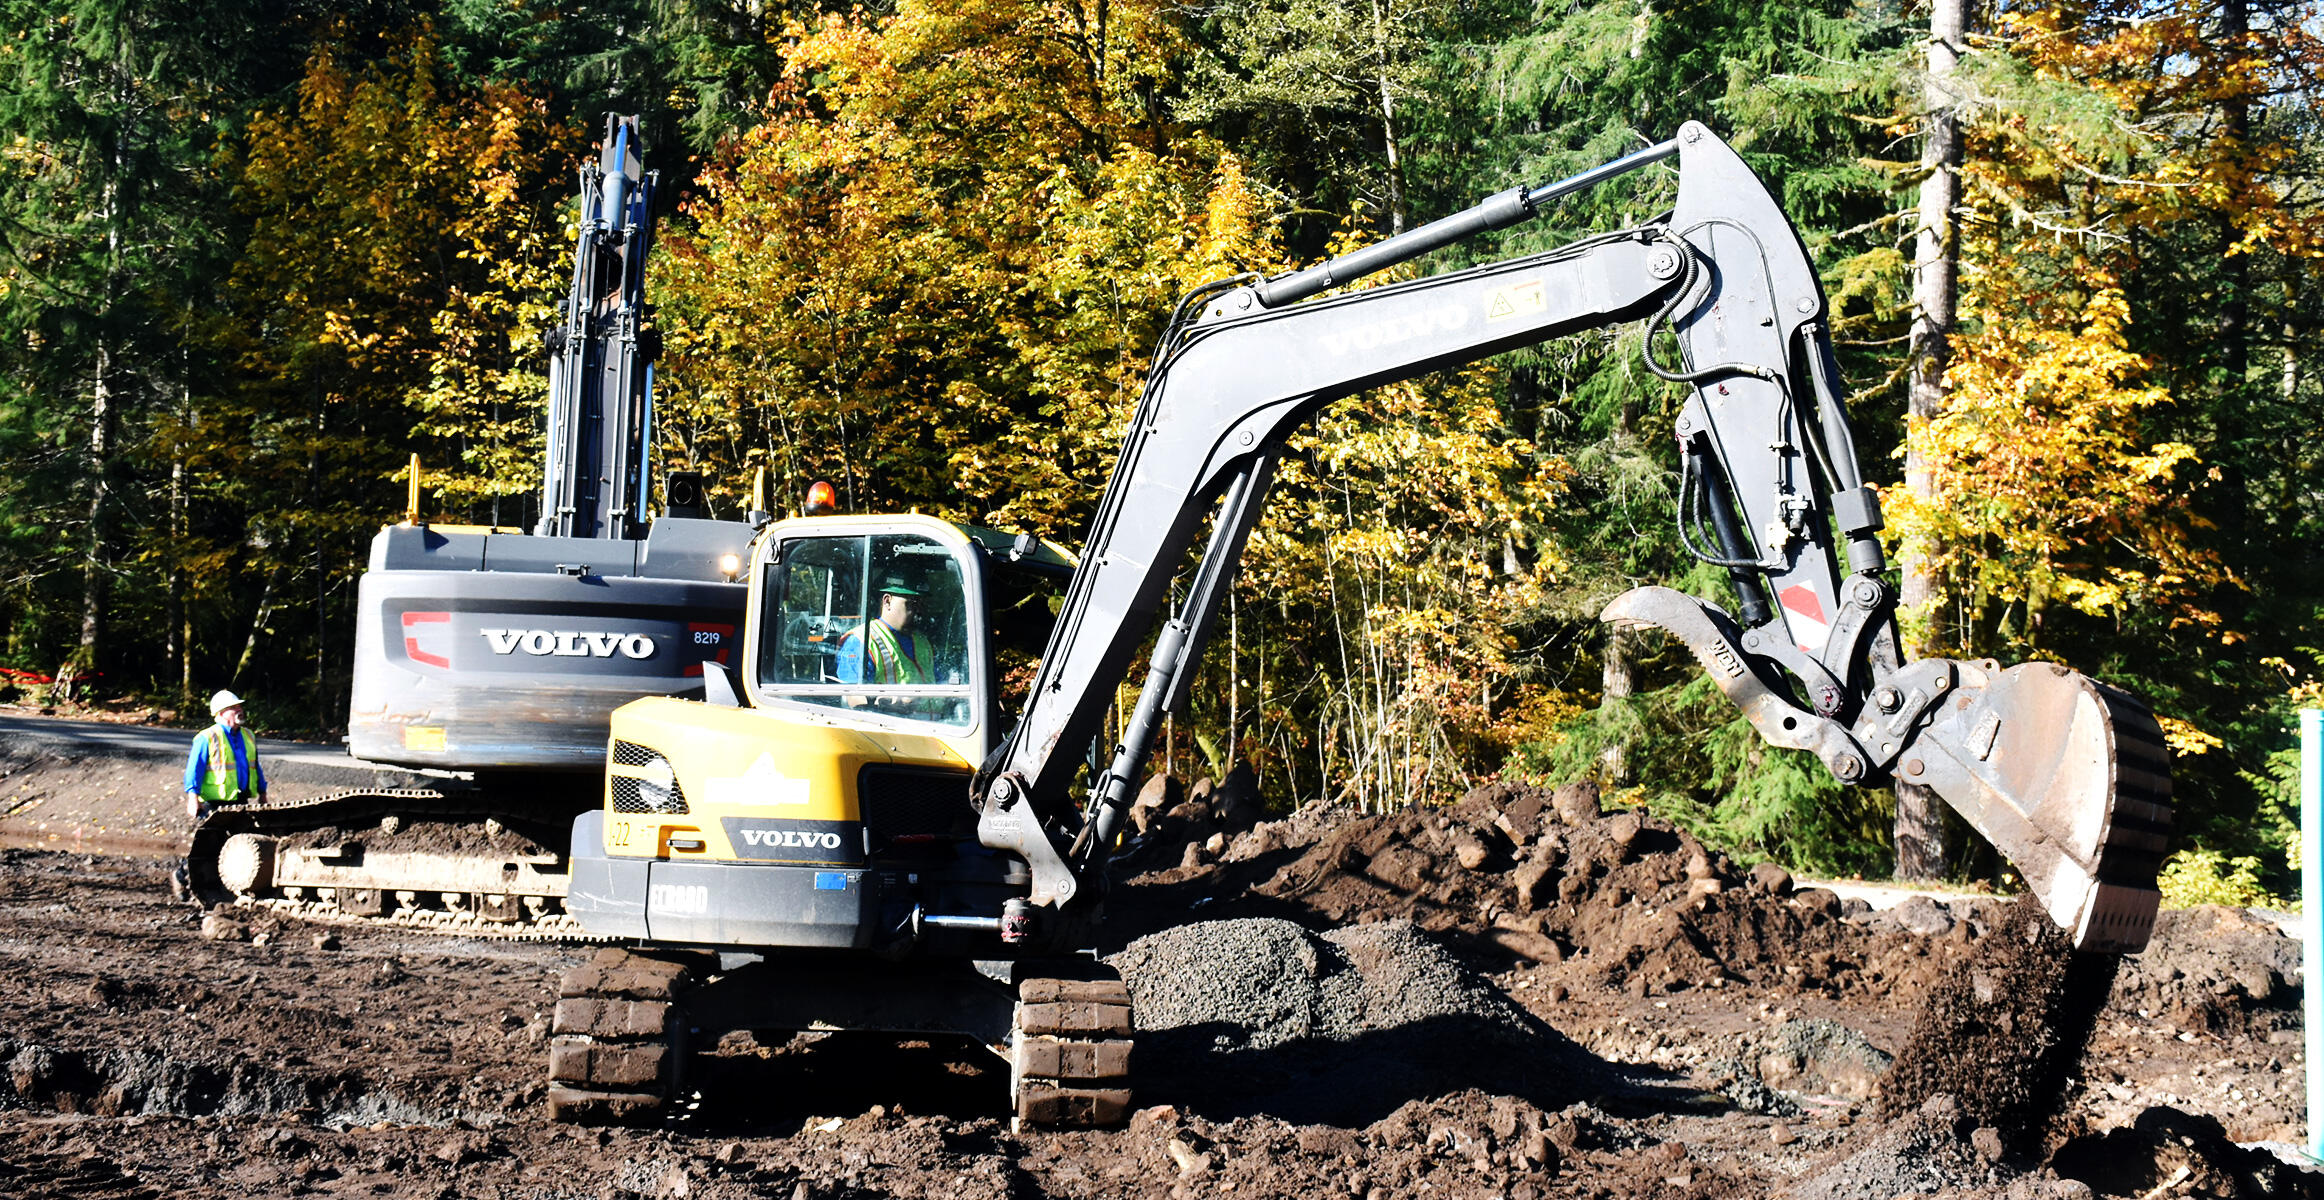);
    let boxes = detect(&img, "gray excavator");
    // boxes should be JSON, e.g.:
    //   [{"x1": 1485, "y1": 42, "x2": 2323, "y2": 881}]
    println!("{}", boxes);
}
[
  {"x1": 186, "y1": 116, "x2": 753, "y2": 933},
  {"x1": 542, "y1": 121, "x2": 2171, "y2": 1124}
]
